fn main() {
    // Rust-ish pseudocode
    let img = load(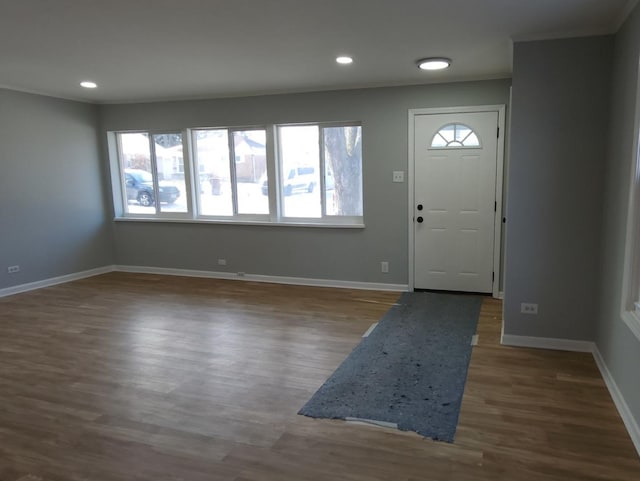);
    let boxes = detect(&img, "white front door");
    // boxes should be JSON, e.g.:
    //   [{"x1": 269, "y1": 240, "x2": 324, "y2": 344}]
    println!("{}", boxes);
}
[{"x1": 413, "y1": 111, "x2": 499, "y2": 293}]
